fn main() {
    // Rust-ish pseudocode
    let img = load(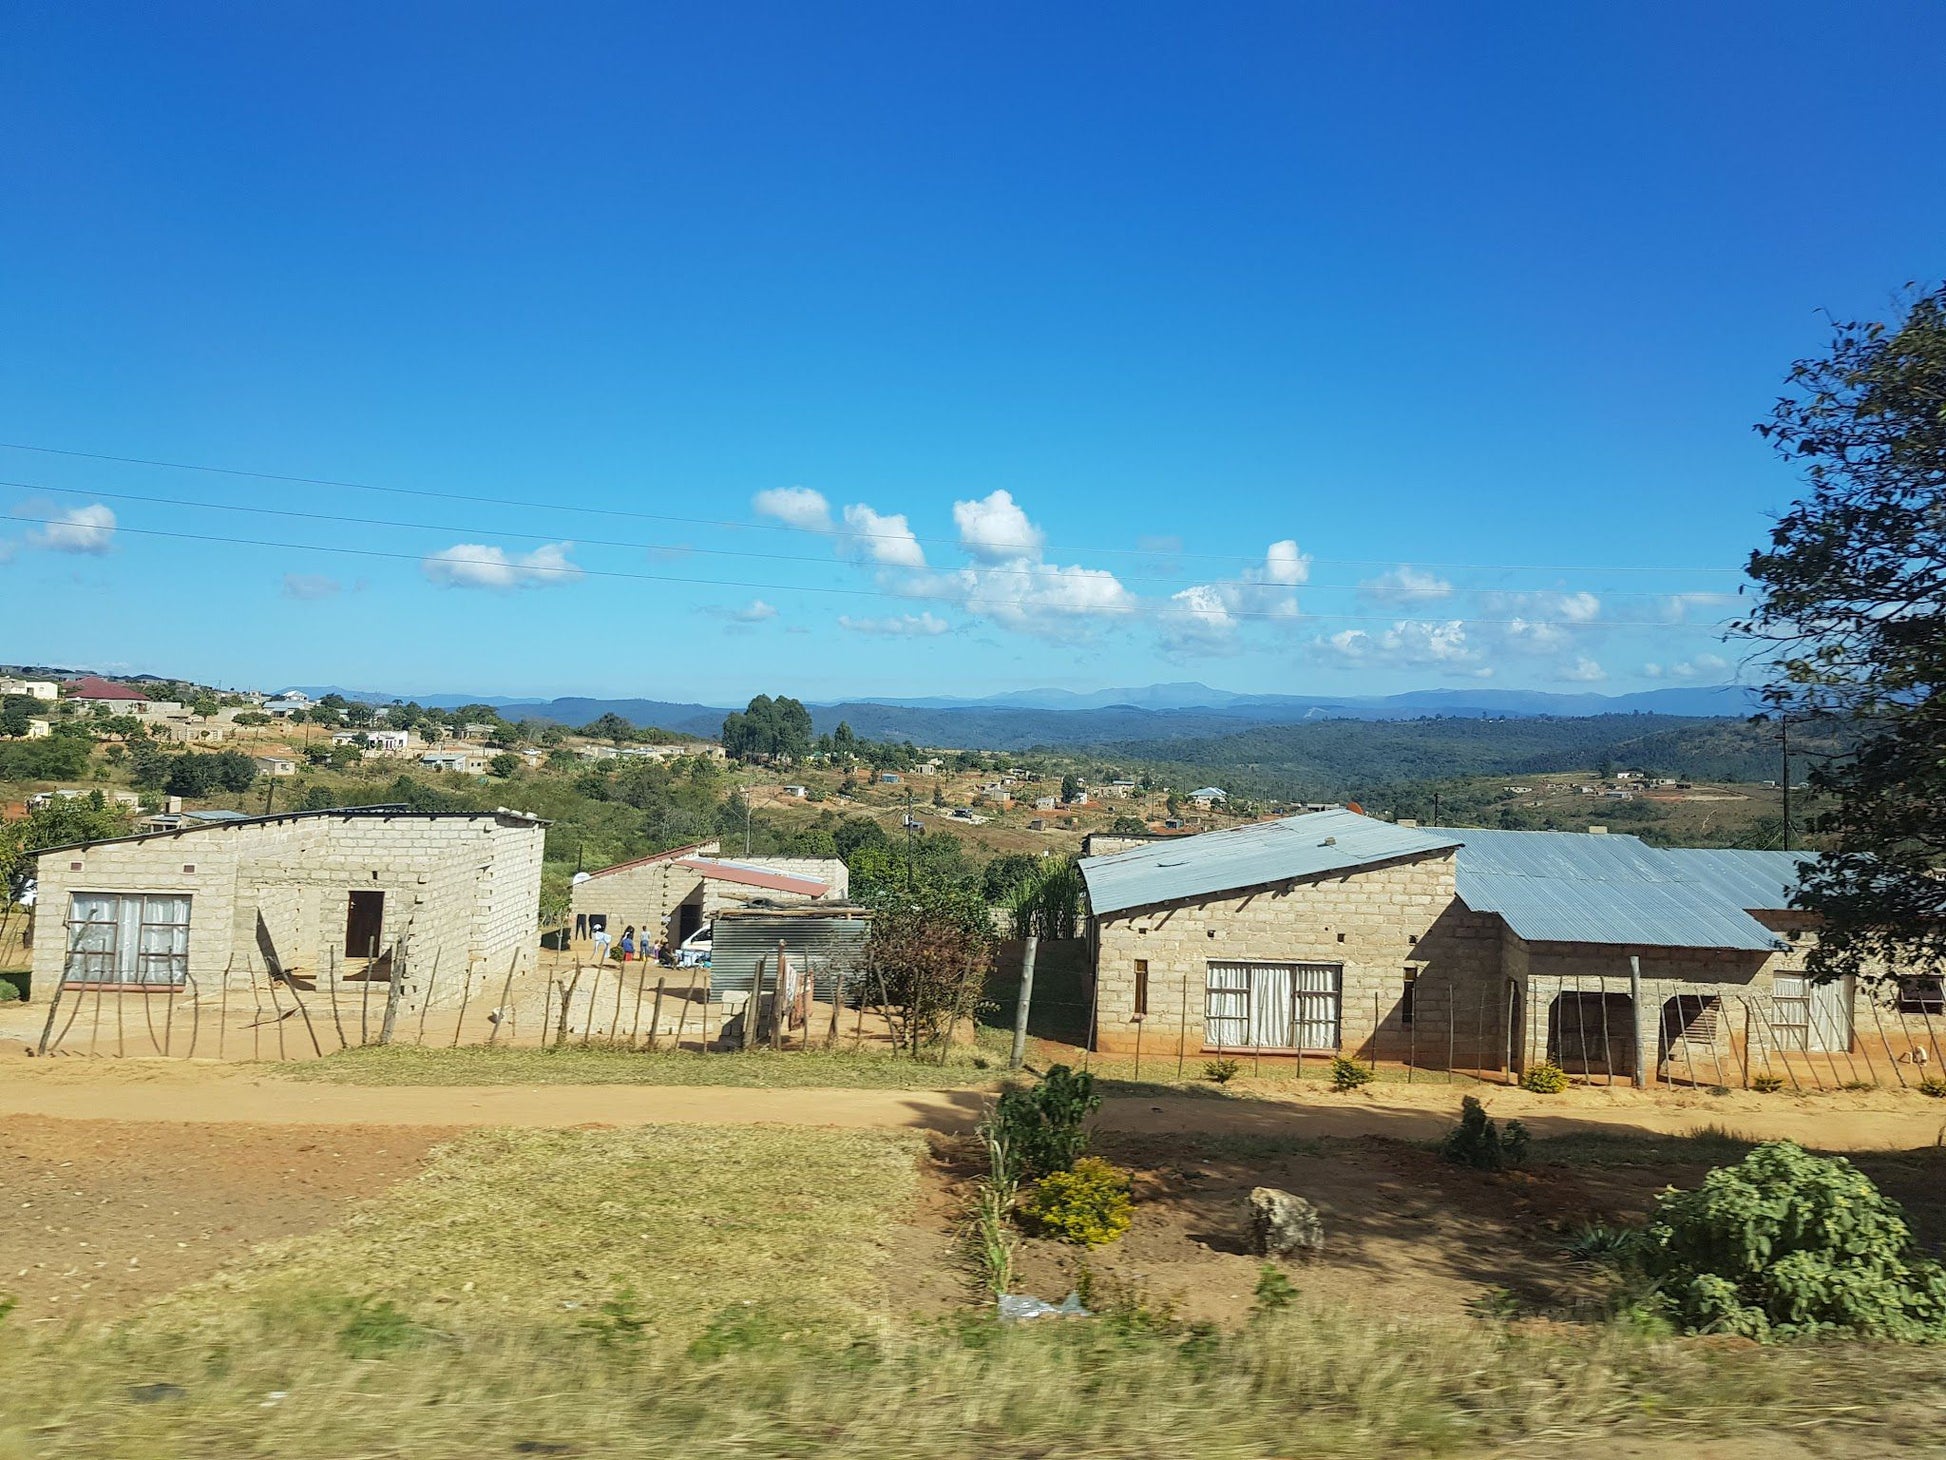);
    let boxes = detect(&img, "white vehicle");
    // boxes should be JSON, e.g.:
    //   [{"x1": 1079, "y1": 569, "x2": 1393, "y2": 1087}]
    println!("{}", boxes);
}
[{"x1": 676, "y1": 925, "x2": 713, "y2": 967}]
